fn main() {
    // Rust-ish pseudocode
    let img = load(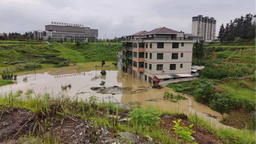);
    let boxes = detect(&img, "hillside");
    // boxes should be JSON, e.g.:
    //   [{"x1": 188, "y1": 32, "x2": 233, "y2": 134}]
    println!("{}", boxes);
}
[
  {"x1": 63, "y1": 42, "x2": 122, "y2": 62},
  {"x1": 0, "y1": 41, "x2": 122, "y2": 67},
  {"x1": 171, "y1": 39, "x2": 256, "y2": 130}
]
